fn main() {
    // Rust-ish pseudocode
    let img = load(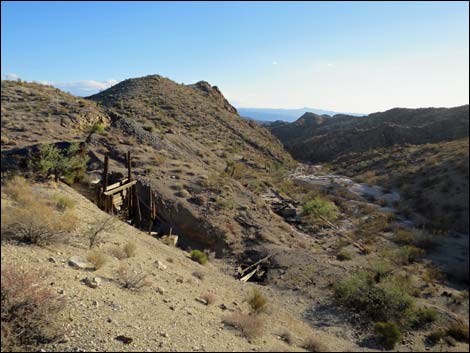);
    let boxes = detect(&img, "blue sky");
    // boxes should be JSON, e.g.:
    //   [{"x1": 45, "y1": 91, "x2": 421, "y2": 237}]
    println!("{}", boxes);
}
[{"x1": 2, "y1": 1, "x2": 469, "y2": 113}]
